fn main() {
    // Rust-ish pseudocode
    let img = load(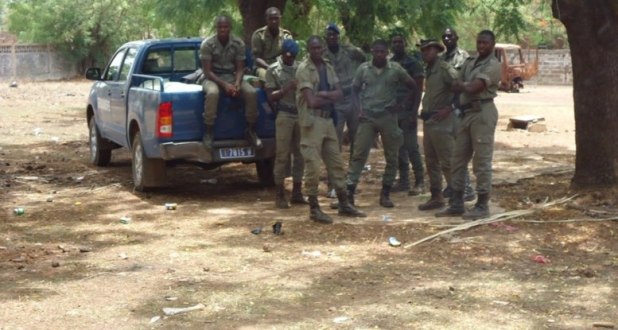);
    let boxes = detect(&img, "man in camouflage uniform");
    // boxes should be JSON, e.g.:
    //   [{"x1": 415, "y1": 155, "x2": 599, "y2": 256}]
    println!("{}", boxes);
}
[
  {"x1": 416, "y1": 39, "x2": 458, "y2": 211},
  {"x1": 296, "y1": 36, "x2": 365, "y2": 224},
  {"x1": 323, "y1": 23, "x2": 366, "y2": 151},
  {"x1": 200, "y1": 15, "x2": 260, "y2": 150},
  {"x1": 436, "y1": 30, "x2": 501, "y2": 220},
  {"x1": 346, "y1": 40, "x2": 420, "y2": 208},
  {"x1": 265, "y1": 39, "x2": 307, "y2": 209},
  {"x1": 390, "y1": 32, "x2": 426, "y2": 196},
  {"x1": 251, "y1": 7, "x2": 293, "y2": 80},
  {"x1": 323, "y1": 23, "x2": 366, "y2": 199},
  {"x1": 441, "y1": 27, "x2": 476, "y2": 202}
]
